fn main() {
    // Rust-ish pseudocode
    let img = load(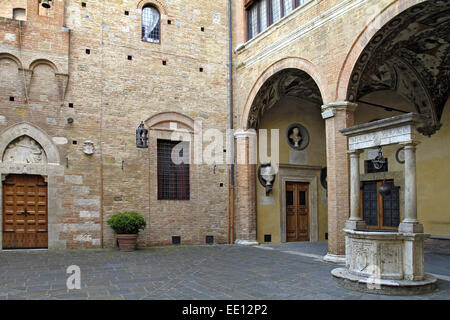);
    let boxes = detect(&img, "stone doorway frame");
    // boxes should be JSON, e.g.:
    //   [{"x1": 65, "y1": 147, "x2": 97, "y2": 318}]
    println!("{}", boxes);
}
[
  {"x1": 279, "y1": 164, "x2": 320, "y2": 243},
  {"x1": 0, "y1": 123, "x2": 65, "y2": 250}
]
